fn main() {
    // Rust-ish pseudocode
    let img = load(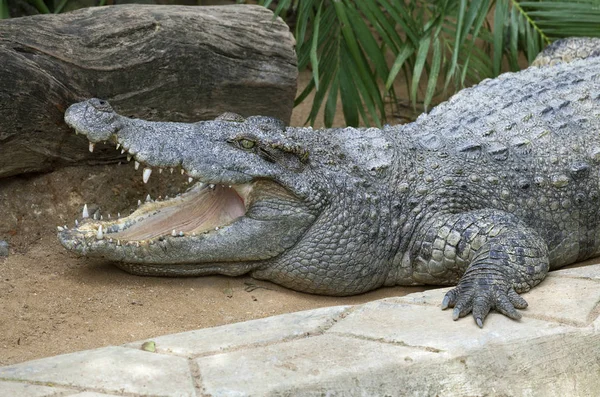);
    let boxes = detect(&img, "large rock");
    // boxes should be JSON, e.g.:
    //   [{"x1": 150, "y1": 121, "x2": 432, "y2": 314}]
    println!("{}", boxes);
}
[{"x1": 0, "y1": 4, "x2": 297, "y2": 178}]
